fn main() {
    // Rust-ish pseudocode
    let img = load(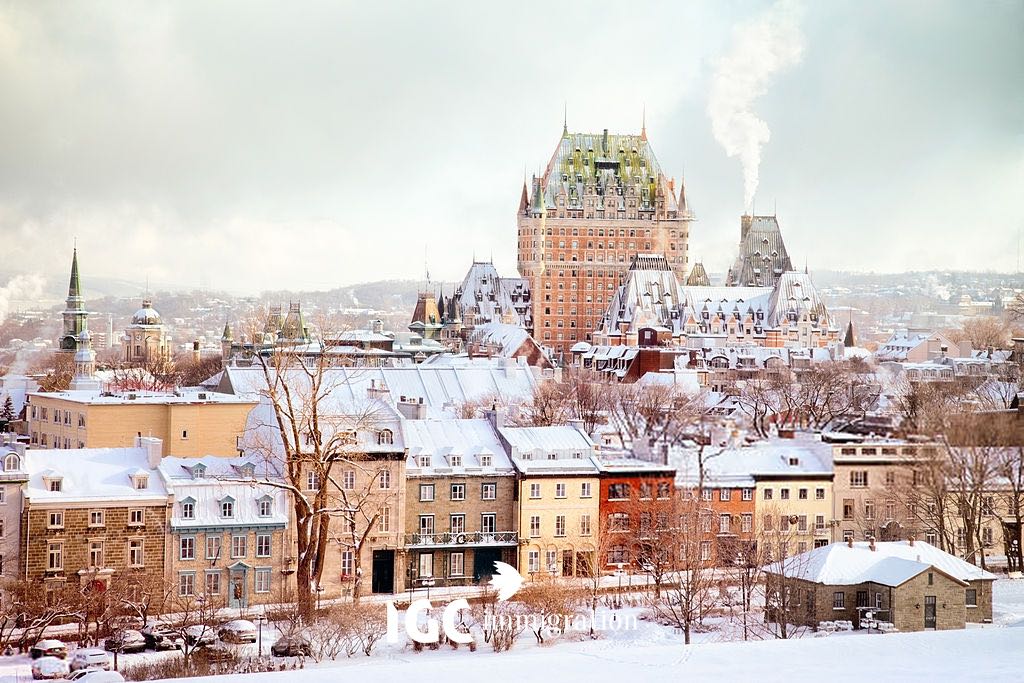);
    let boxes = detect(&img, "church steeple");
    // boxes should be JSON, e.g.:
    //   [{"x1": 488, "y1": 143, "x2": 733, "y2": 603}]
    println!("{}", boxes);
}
[{"x1": 59, "y1": 247, "x2": 89, "y2": 353}]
